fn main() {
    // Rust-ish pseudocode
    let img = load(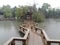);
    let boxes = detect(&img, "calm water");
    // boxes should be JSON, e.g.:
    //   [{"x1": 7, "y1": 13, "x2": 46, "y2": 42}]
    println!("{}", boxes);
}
[
  {"x1": 0, "y1": 21, "x2": 20, "y2": 45},
  {"x1": 39, "y1": 19, "x2": 60, "y2": 45},
  {"x1": 1, "y1": 19, "x2": 60, "y2": 45}
]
